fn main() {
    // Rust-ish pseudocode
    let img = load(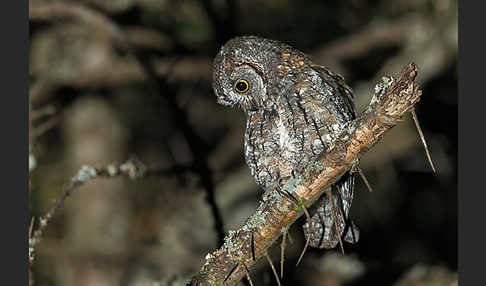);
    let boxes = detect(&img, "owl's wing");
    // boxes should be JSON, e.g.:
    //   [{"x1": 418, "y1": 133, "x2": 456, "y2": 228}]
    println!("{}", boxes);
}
[
  {"x1": 310, "y1": 64, "x2": 357, "y2": 119},
  {"x1": 273, "y1": 62, "x2": 359, "y2": 248},
  {"x1": 297, "y1": 65, "x2": 359, "y2": 249}
]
